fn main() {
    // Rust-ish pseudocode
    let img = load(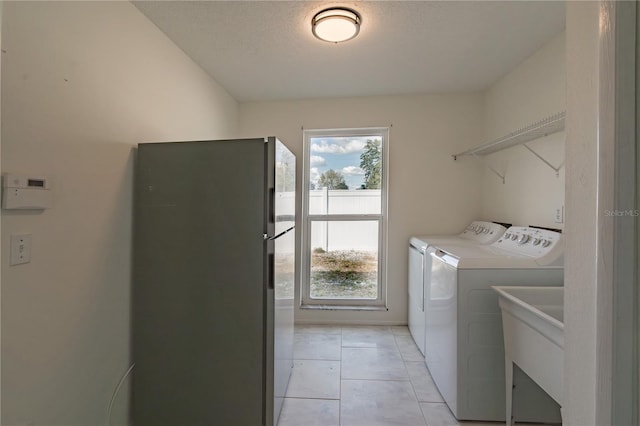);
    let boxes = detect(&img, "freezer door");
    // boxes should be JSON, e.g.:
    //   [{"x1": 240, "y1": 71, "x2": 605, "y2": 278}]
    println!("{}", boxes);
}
[{"x1": 274, "y1": 139, "x2": 296, "y2": 236}]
